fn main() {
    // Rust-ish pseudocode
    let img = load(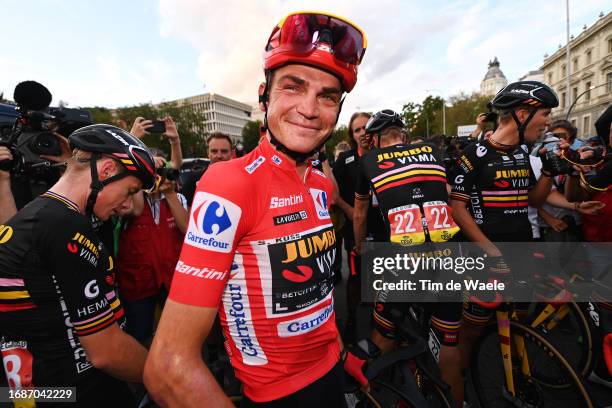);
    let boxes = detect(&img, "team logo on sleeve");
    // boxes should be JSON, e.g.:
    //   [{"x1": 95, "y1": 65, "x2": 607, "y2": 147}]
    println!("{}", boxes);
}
[
  {"x1": 309, "y1": 189, "x2": 330, "y2": 219},
  {"x1": 186, "y1": 192, "x2": 241, "y2": 253},
  {"x1": 476, "y1": 145, "x2": 487, "y2": 157}
]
